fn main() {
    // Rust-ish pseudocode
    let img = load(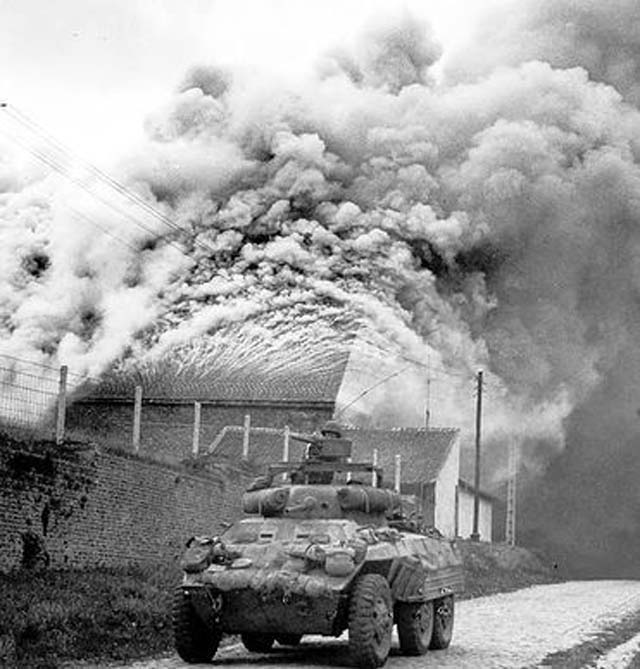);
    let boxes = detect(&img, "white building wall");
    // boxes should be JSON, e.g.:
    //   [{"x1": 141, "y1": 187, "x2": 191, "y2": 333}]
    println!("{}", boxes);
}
[
  {"x1": 433, "y1": 437, "x2": 460, "y2": 538},
  {"x1": 457, "y1": 489, "x2": 493, "y2": 541}
]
